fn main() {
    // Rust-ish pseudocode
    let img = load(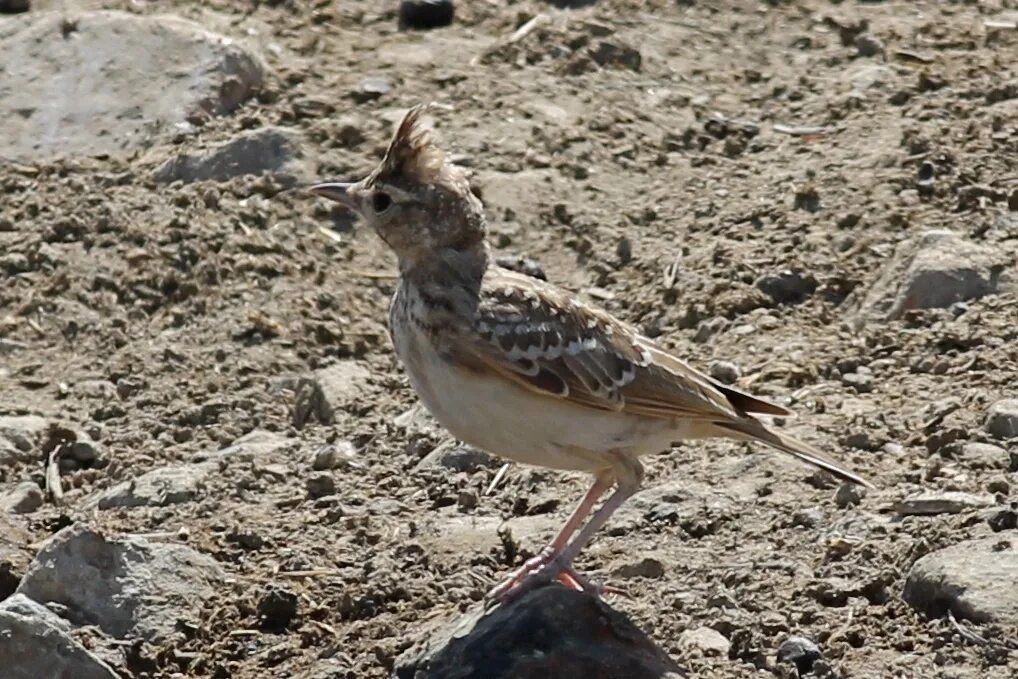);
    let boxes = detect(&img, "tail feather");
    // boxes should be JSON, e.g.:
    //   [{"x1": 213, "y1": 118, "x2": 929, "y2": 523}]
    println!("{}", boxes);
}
[{"x1": 716, "y1": 419, "x2": 873, "y2": 488}]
